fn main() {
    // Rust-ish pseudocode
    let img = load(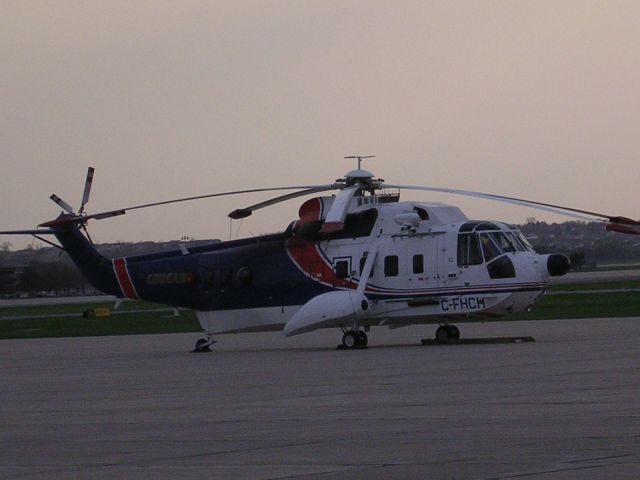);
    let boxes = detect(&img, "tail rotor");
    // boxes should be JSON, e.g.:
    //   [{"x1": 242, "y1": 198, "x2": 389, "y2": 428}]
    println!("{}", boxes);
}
[
  {"x1": 49, "y1": 166, "x2": 95, "y2": 219},
  {"x1": 46, "y1": 167, "x2": 97, "y2": 241}
]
